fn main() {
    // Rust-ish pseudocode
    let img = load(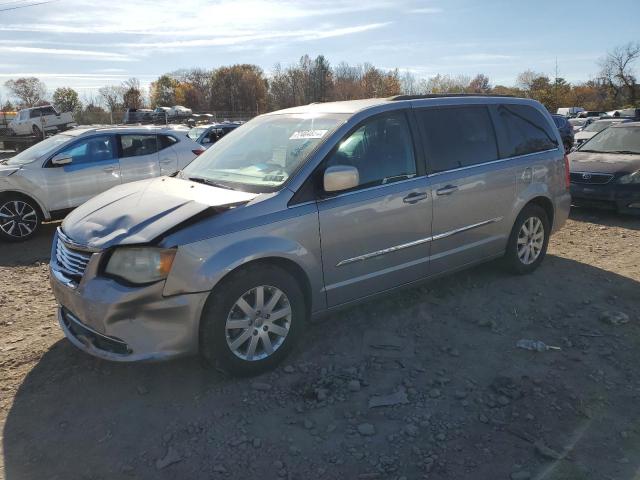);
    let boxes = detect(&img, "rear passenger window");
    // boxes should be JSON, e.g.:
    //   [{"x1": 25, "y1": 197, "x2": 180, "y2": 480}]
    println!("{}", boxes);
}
[
  {"x1": 158, "y1": 135, "x2": 177, "y2": 150},
  {"x1": 325, "y1": 112, "x2": 417, "y2": 189},
  {"x1": 494, "y1": 104, "x2": 558, "y2": 157},
  {"x1": 417, "y1": 106, "x2": 498, "y2": 173},
  {"x1": 119, "y1": 134, "x2": 158, "y2": 158}
]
